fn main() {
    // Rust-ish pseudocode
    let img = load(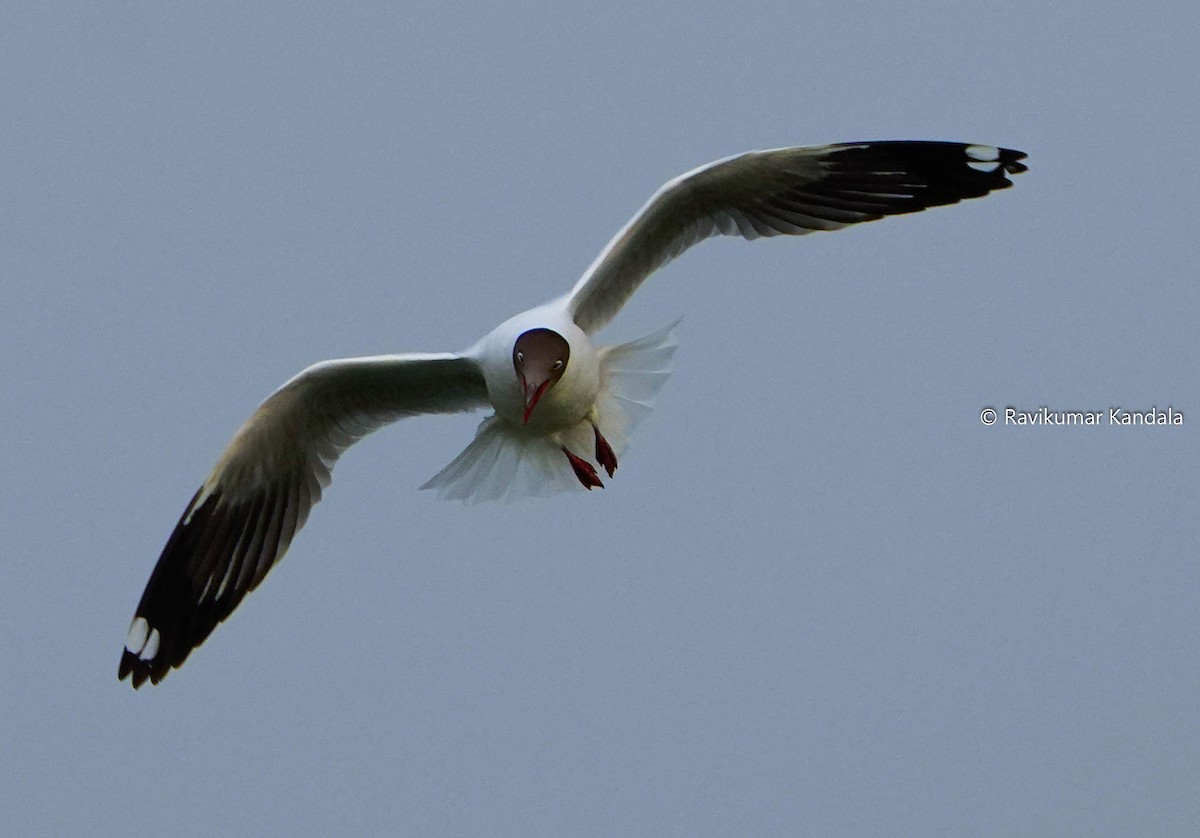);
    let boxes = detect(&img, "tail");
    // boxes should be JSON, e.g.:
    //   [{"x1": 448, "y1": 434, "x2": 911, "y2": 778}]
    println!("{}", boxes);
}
[
  {"x1": 420, "y1": 321, "x2": 680, "y2": 503},
  {"x1": 592, "y1": 319, "x2": 680, "y2": 456},
  {"x1": 418, "y1": 416, "x2": 582, "y2": 503}
]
